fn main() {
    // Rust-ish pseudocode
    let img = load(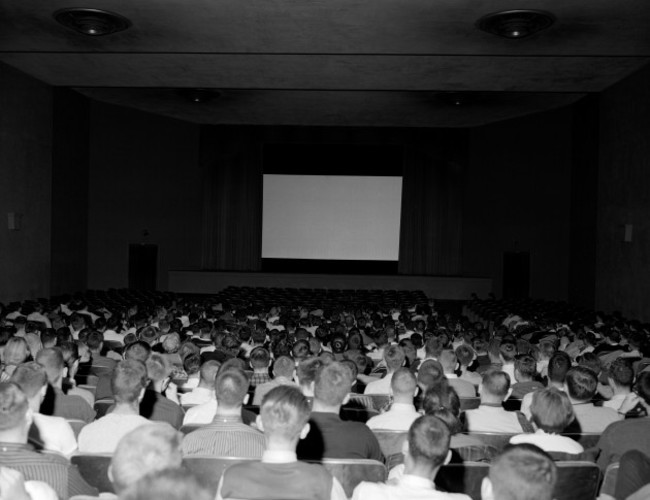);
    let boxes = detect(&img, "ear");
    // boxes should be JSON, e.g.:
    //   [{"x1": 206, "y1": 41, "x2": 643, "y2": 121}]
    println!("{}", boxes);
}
[
  {"x1": 255, "y1": 414, "x2": 264, "y2": 433},
  {"x1": 243, "y1": 393, "x2": 250, "y2": 405},
  {"x1": 413, "y1": 386, "x2": 419, "y2": 397},
  {"x1": 444, "y1": 449, "x2": 452, "y2": 465},
  {"x1": 481, "y1": 477, "x2": 494, "y2": 500},
  {"x1": 138, "y1": 387, "x2": 146, "y2": 403},
  {"x1": 299, "y1": 422, "x2": 310, "y2": 440},
  {"x1": 62, "y1": 366, "x2": 68, "y2": 379},
  {"x1": 401, "y1": 439, "x2": 409, "y2": 455},
  {"x1": 107, "y1": 465, "x2": 114, "y2": 484},
  {"x1": 342, "y1": 392, "x2": 351, "y2": 406}
]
